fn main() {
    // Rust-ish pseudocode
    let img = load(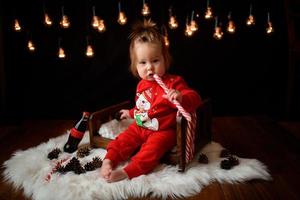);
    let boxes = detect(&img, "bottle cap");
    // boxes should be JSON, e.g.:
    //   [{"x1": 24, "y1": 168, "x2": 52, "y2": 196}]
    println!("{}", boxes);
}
[{"x1": 83, "y1": 111, "x2": 90, "y2": 117}]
